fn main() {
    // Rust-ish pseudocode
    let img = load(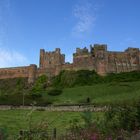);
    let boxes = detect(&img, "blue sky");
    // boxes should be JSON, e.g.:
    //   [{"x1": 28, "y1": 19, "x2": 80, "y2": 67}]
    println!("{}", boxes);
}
[{"x1": 0, "y1": 0, "x2": 140, "y2": 67}]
